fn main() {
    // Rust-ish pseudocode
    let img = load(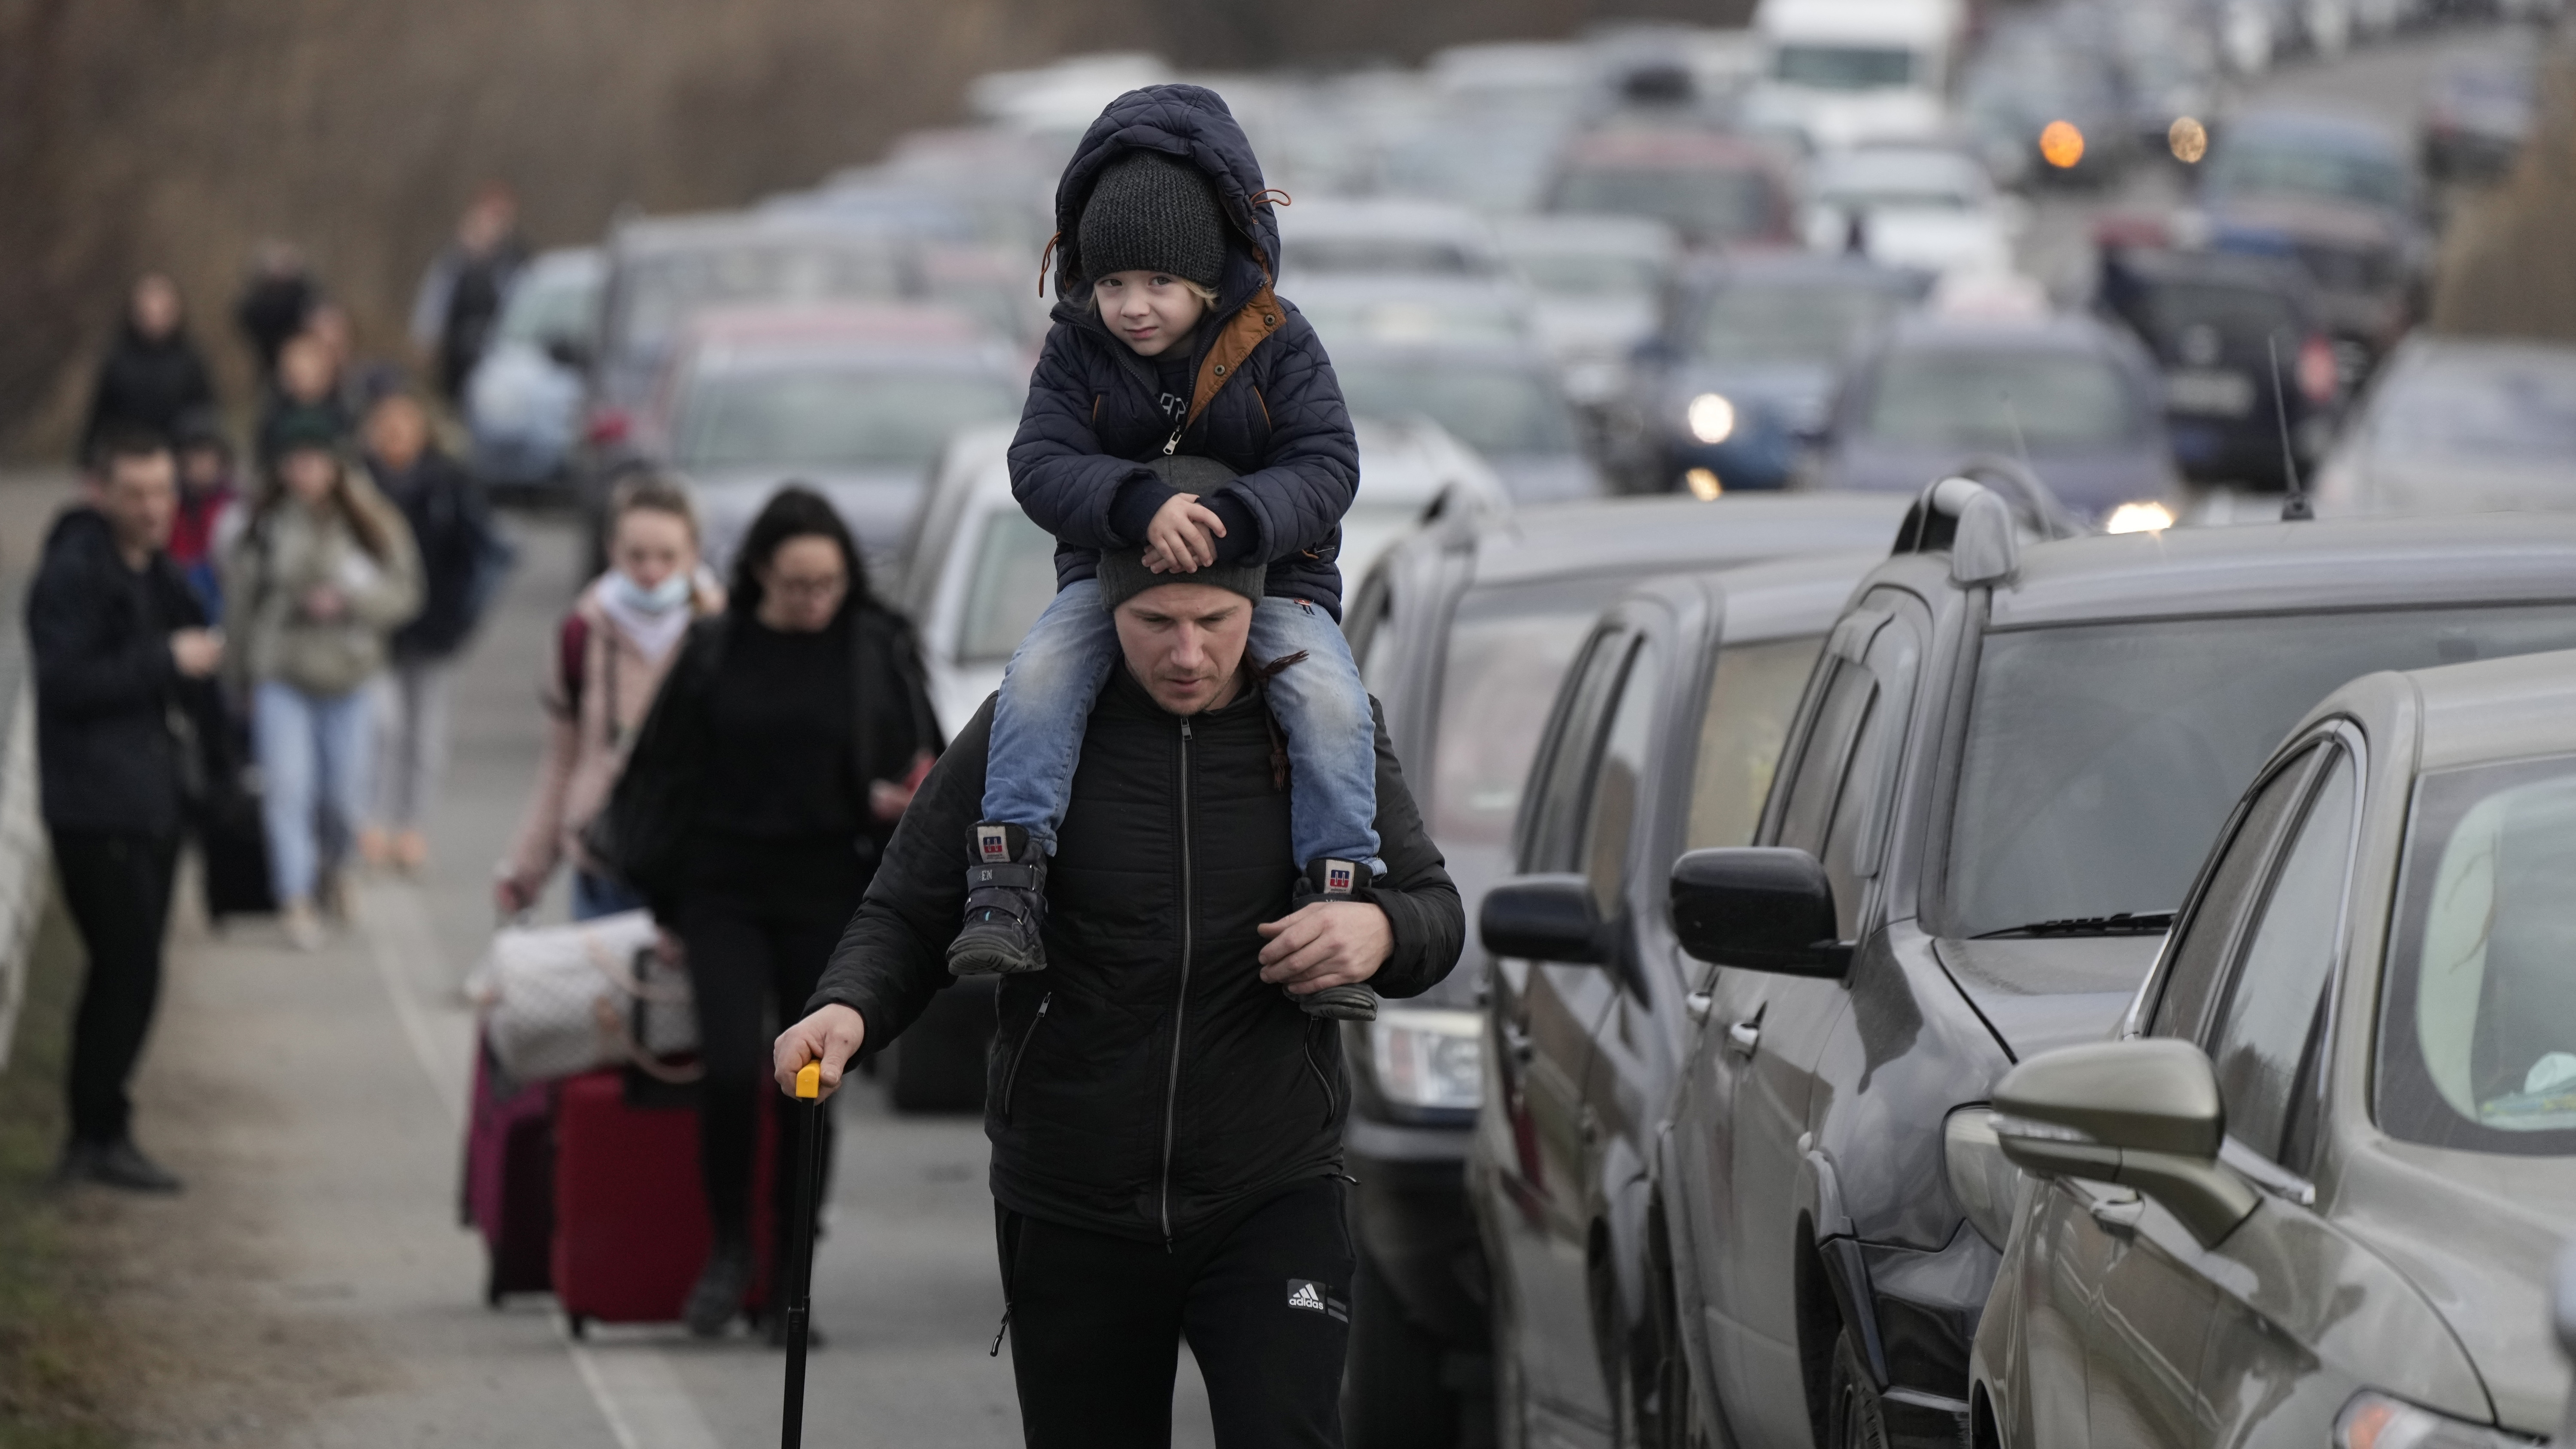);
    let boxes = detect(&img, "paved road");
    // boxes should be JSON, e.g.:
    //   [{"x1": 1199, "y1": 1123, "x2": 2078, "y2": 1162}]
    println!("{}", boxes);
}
[
  {"x1": 110, "y1": 504, "x2": 1218, "y2": 1447},
  {"x1": 75, "y1": 20, "x2": 2541, "y2": 1446}
]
